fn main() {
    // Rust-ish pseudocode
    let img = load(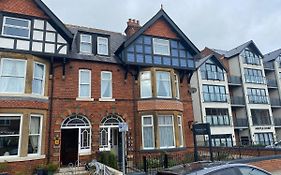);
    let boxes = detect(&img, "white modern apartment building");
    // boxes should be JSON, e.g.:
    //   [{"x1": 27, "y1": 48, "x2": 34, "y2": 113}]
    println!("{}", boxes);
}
[{"x1": 192, "y1": 40, "x2": 277, "y2": 146}]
